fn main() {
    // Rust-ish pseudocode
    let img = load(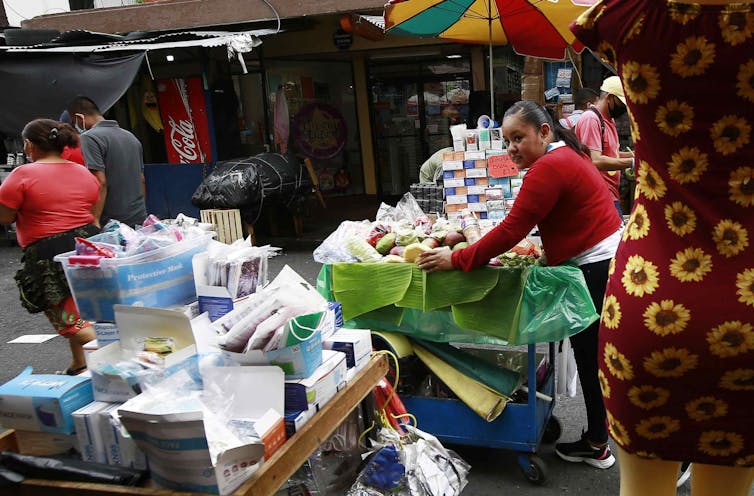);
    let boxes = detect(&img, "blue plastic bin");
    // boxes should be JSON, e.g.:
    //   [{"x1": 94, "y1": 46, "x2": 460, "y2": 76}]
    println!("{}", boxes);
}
[{"x1": 55, "y1": 233, "x2": 213, "y2": 322}]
